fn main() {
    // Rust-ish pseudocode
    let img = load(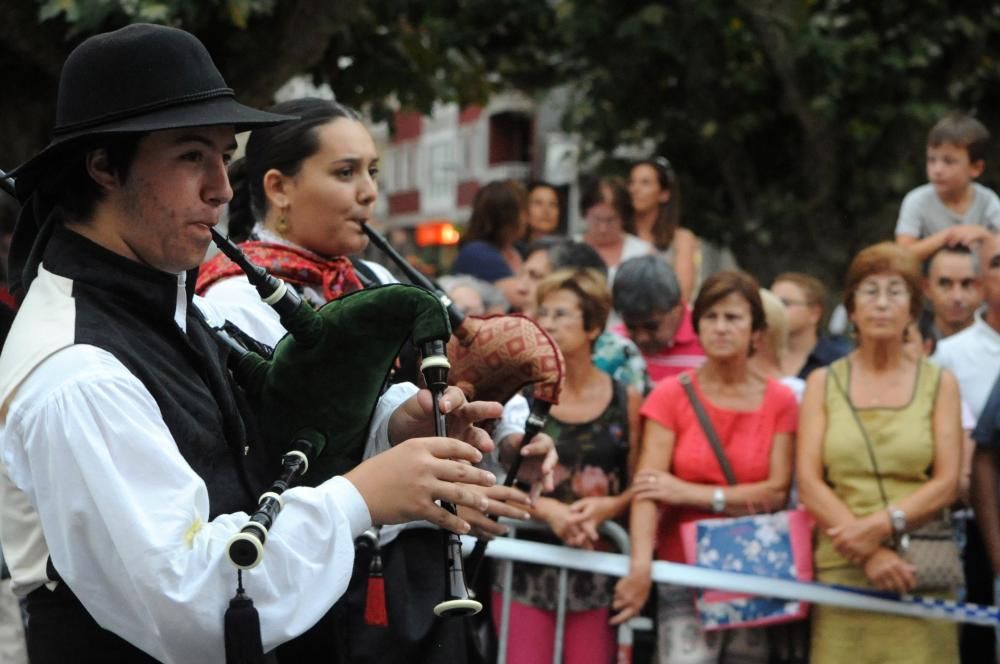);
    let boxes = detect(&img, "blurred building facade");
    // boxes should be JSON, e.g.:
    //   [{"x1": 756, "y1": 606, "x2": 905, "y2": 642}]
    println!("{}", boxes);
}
[{"x1": 371, "y1": 90, "x2": 582, "y2": 241}]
